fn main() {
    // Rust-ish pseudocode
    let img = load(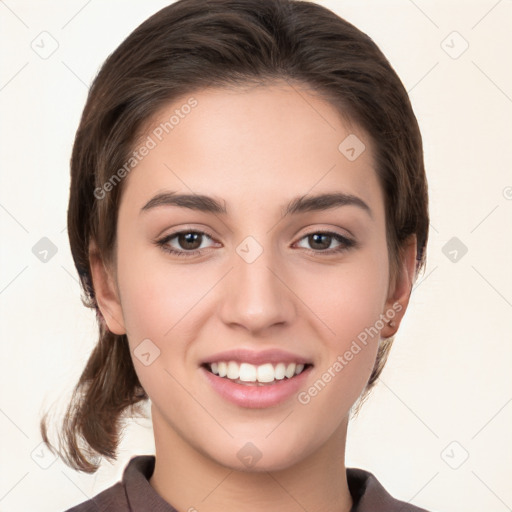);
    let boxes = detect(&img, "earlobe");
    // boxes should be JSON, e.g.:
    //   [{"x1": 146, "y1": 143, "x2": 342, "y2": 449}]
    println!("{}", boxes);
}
[
  {"x1": 88, "y1": 241, "x2": 126, "y2": 335},
  {"x1": 381, "y1": 234, "x2": 418, "y2": 338}
]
